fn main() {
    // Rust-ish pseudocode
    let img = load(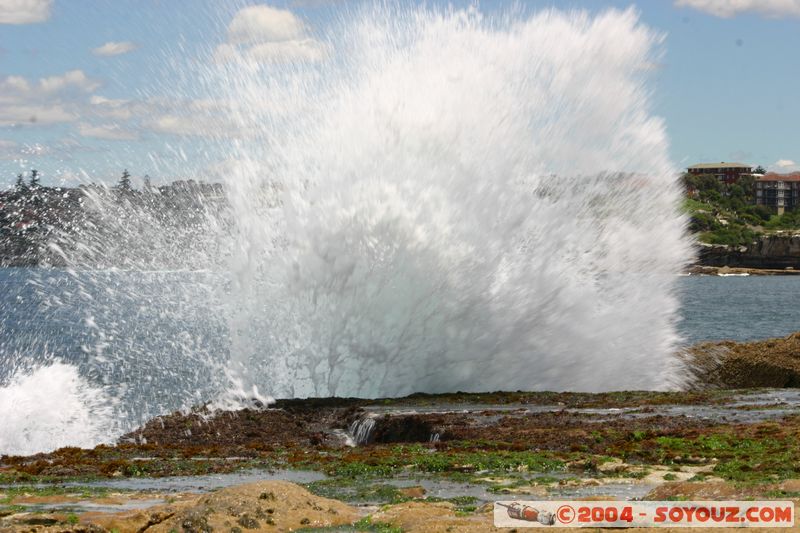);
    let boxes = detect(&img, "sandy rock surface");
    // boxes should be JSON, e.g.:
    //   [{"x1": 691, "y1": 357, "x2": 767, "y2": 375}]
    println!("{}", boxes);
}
[{"x1": 84, "y1": 480, "x2": 359, "y2": 533}]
